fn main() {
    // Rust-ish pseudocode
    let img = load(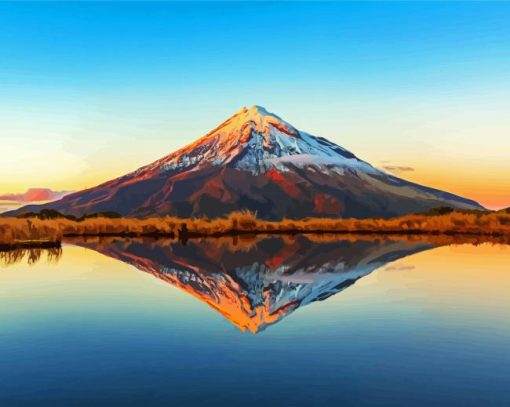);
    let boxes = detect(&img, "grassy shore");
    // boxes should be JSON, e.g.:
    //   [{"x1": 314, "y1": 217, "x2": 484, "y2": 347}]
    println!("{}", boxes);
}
[{"x1": 1, "y1": 208, "x2": 510, "y2": 250}]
